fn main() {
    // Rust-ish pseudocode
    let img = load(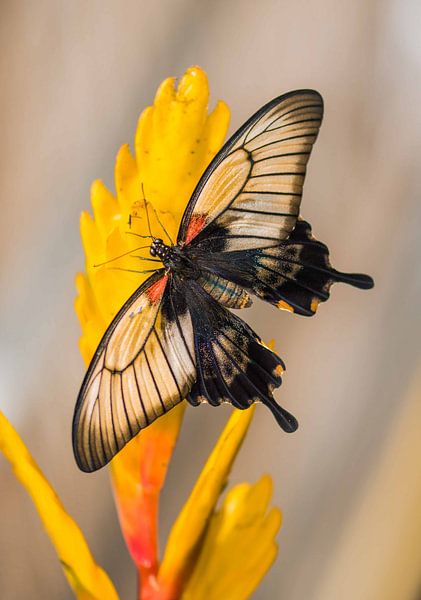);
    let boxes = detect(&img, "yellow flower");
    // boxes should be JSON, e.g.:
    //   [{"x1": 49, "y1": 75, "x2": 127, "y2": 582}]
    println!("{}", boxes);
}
[
  {"x1": 76, "y1": 65, "x2": 283, "y2": 599},
  {"x1": 0, "y1": 66, "x2": 283, "y2": 600}
]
